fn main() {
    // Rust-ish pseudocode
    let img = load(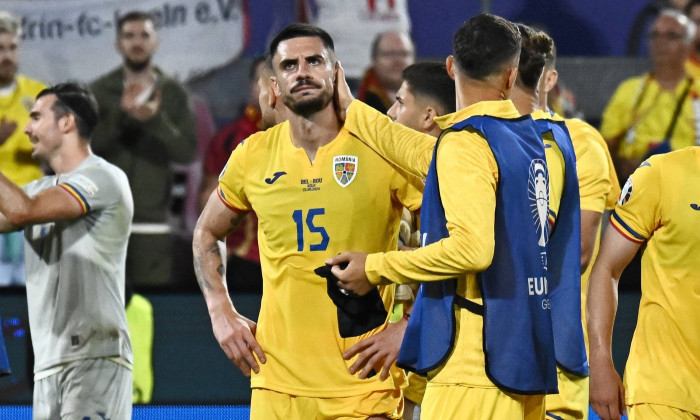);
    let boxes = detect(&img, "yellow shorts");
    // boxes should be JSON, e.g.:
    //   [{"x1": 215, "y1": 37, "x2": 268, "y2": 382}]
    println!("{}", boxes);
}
[
  {"x1": 421, "y1": 384, "x2": 545, "y2": 420},
  {"x1": 628, "y1": 403, "x2": 700, "y2": 420},
  {"x1": 545, "y1": 368, "x2": 589, "y2": 420},
  {"x1": 403, "y1": 372, "x2": 427, "y2": 405},
  {"x1": 250, "y1": 388, "x2": 403, "y2": 420}
]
